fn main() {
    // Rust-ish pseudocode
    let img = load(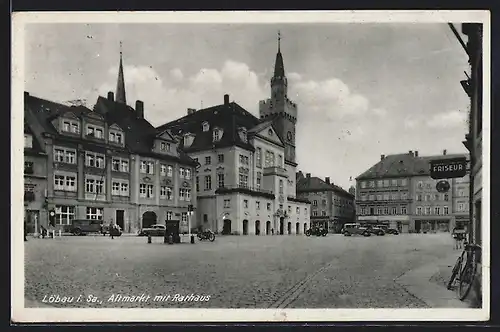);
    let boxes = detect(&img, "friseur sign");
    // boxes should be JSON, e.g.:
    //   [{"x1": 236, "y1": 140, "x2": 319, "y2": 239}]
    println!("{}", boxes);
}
[{"x1": 430, "y1": 157, "x2": 467, "y2": 179}]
